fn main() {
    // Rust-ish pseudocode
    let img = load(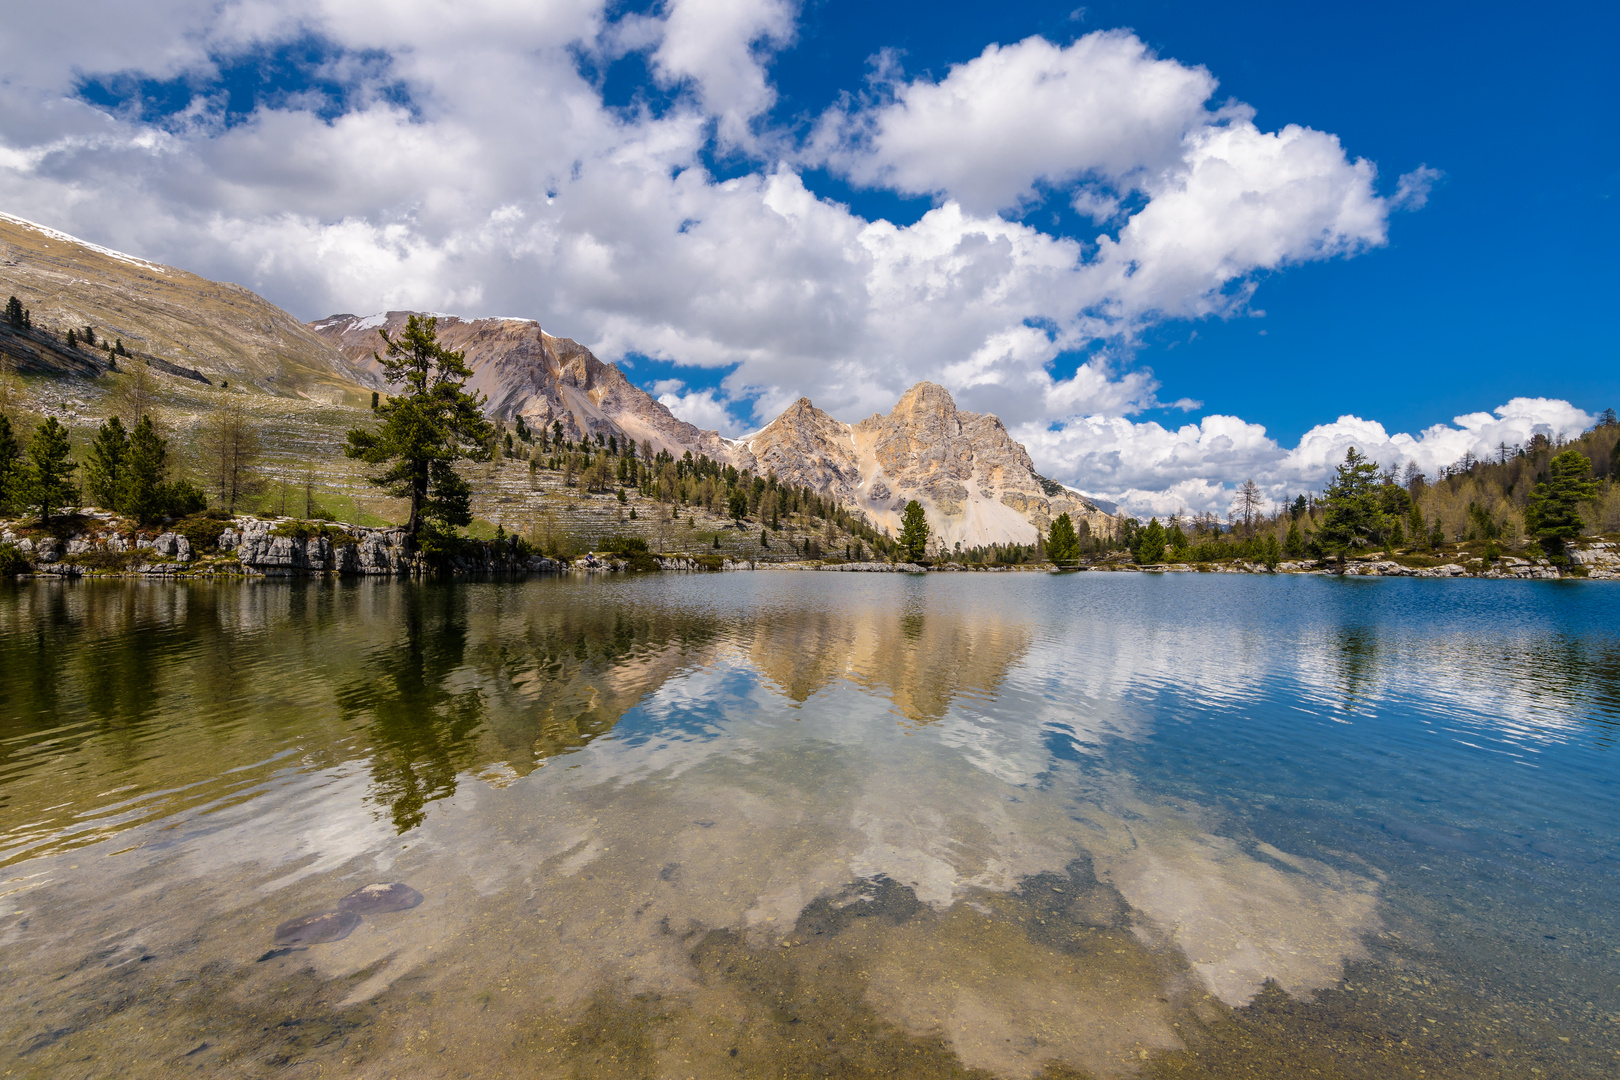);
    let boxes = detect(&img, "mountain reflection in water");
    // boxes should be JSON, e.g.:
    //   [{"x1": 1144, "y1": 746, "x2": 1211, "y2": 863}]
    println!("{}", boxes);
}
[{"x1": 0, "y1": 573, "x2": 1617, "y2": 1079}]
